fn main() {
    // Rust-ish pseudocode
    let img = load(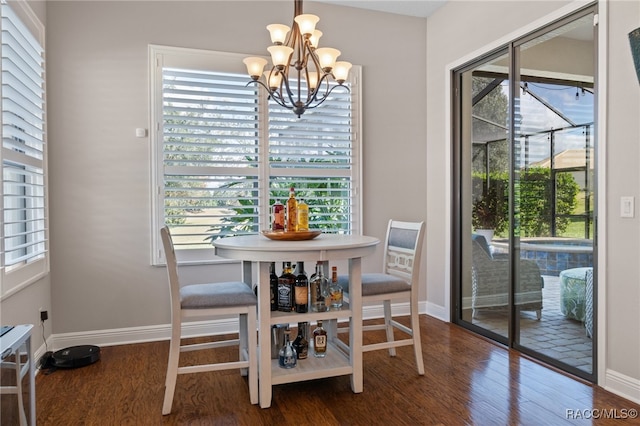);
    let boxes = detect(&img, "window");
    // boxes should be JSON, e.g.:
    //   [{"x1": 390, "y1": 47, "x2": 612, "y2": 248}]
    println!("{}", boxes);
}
[
  {"x1": 0, "y1": 0, "x2": 48, "y2": 298},
  {"x1": 150, "y1": 46, "x2": 361, "y2": 264}
]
